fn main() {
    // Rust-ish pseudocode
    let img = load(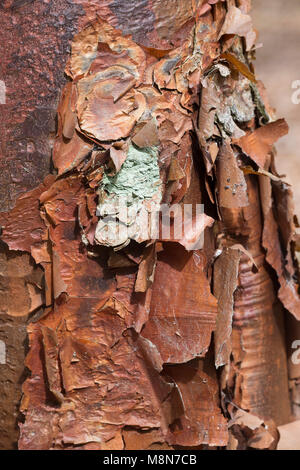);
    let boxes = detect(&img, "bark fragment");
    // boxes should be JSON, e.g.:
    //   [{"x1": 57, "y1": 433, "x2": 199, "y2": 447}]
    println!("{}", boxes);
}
[
  {"x1": 0, "y1": 0, "x2": 299, "y2": 450},
  {"x1": 234, "y1": 119, "x2": 289, "y2": 168},
  {"x1": 214, "y1": 247, "x2": 241, "y2": 368}
]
